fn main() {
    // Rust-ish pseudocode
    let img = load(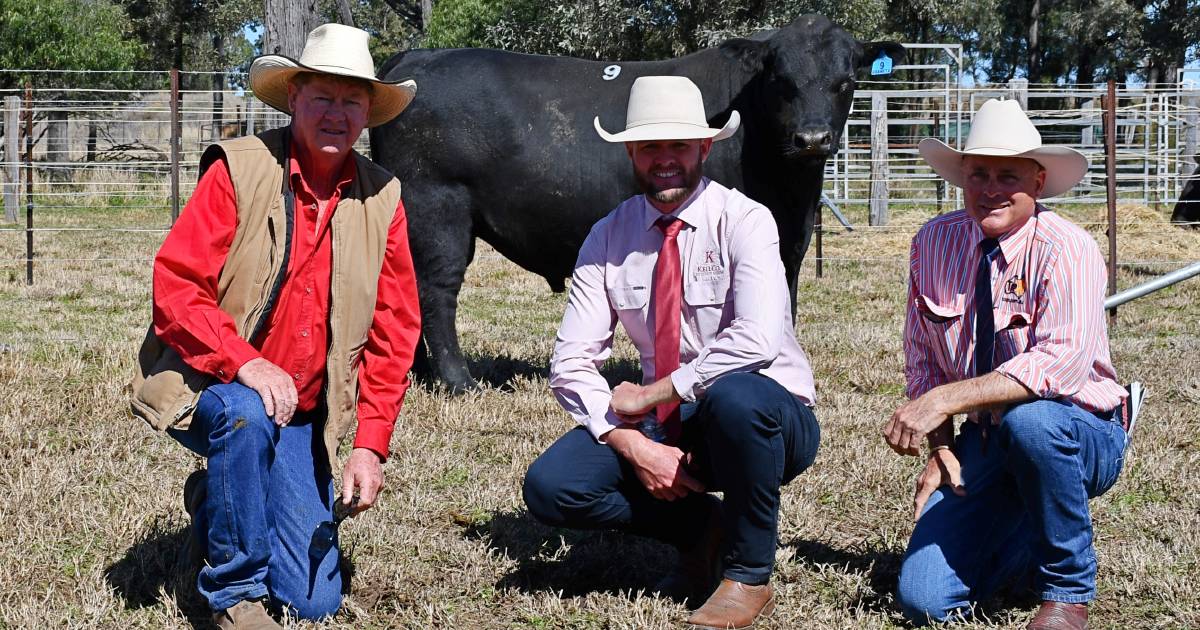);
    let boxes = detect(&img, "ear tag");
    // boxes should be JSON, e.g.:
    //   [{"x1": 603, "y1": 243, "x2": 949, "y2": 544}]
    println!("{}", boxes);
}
[{"x1": 871, "y1": 52, "x2": 893, "y2": 76}]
